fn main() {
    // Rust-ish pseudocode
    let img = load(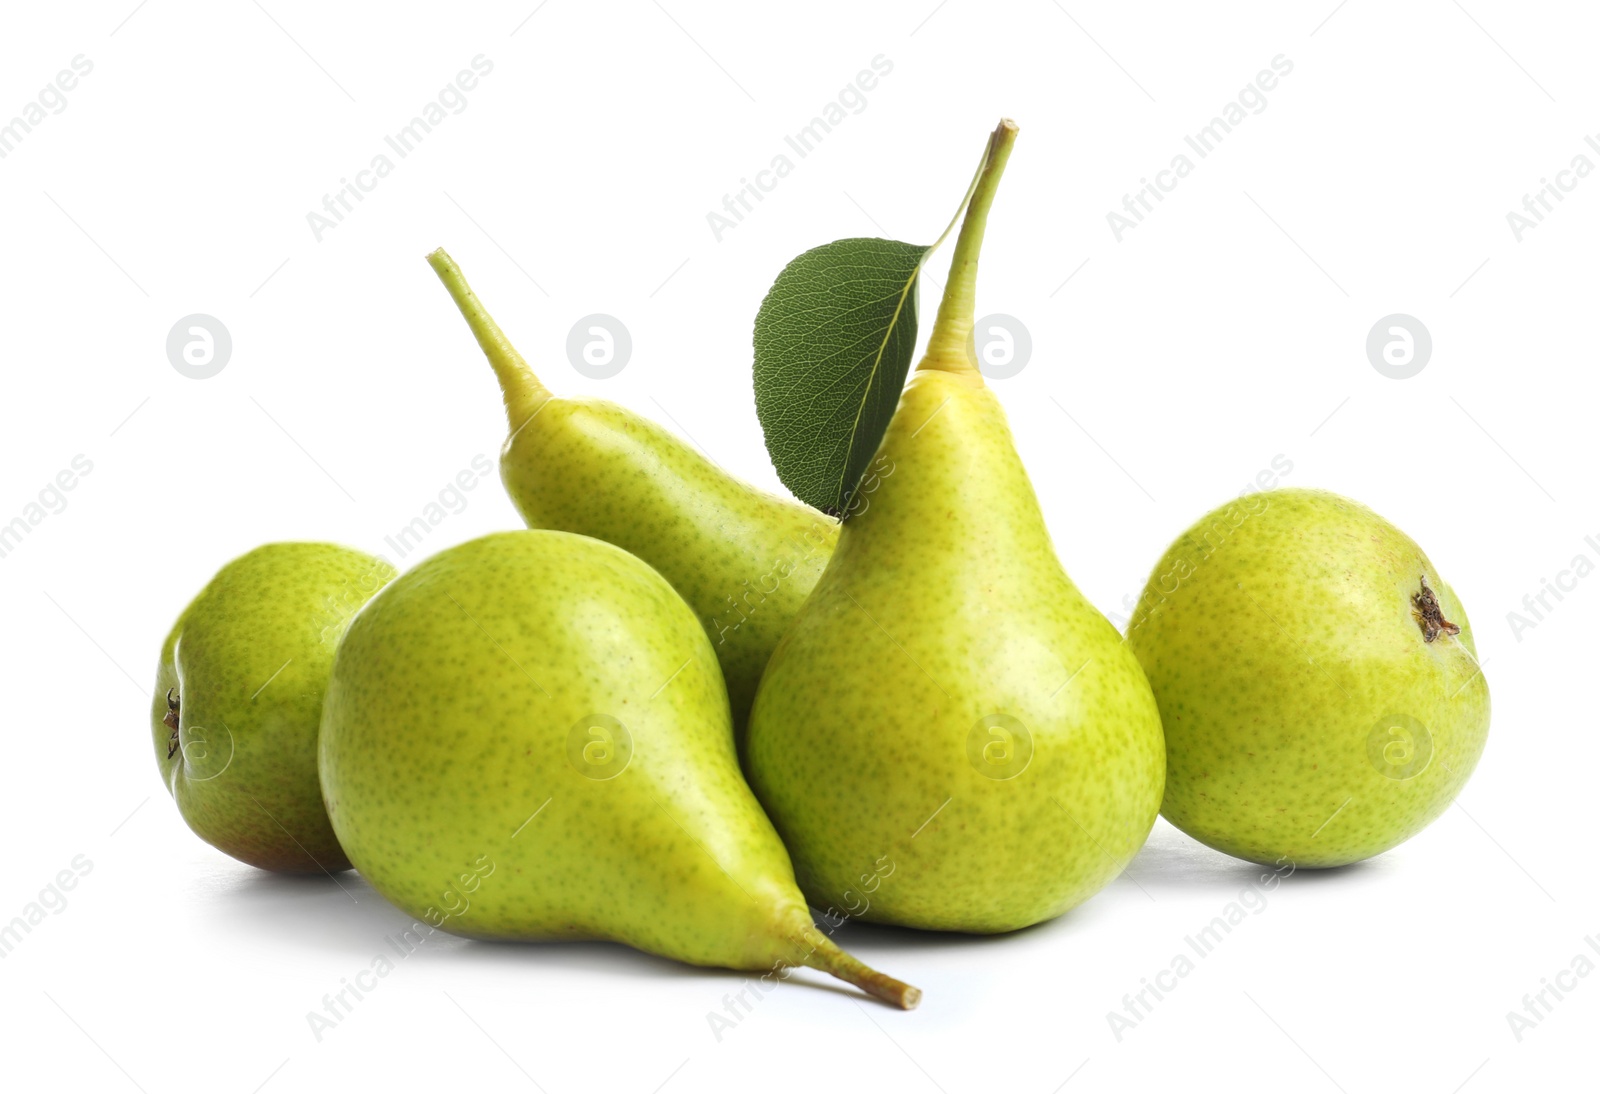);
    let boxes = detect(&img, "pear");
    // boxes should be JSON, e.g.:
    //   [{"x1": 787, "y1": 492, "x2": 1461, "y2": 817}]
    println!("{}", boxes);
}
[
  {"x1": 319, "y1": 530, "x2": 918, "y2": 1007},
  {"x1": 1127, "y1": 487, "x2": 1490, "y2": 867},
  {"x1": 745, "y1": 121, "x2": 1166, "y2": 933},
  {"x1": 426, "y1": 249, "x2": 837, "y2": 741},
  {"x1": 152, "y1": 543, "x2": 395, "y2": 871}
]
